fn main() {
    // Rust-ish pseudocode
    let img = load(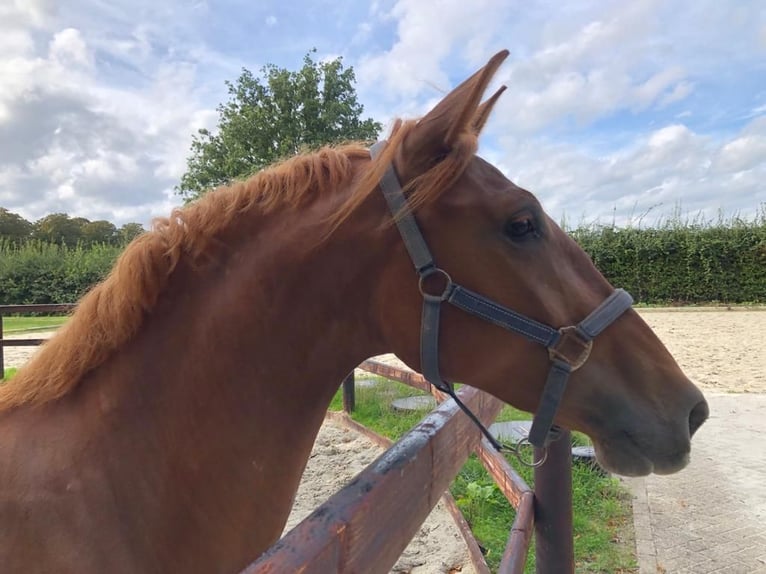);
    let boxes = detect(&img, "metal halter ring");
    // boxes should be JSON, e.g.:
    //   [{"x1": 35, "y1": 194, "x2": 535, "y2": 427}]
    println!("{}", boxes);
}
[
  {"x1": 418, "y1": 267, "x2": 453, "y2": 302},
  {"x1": 508, "y1": 437, "x2": 548, "y2": 468}
]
